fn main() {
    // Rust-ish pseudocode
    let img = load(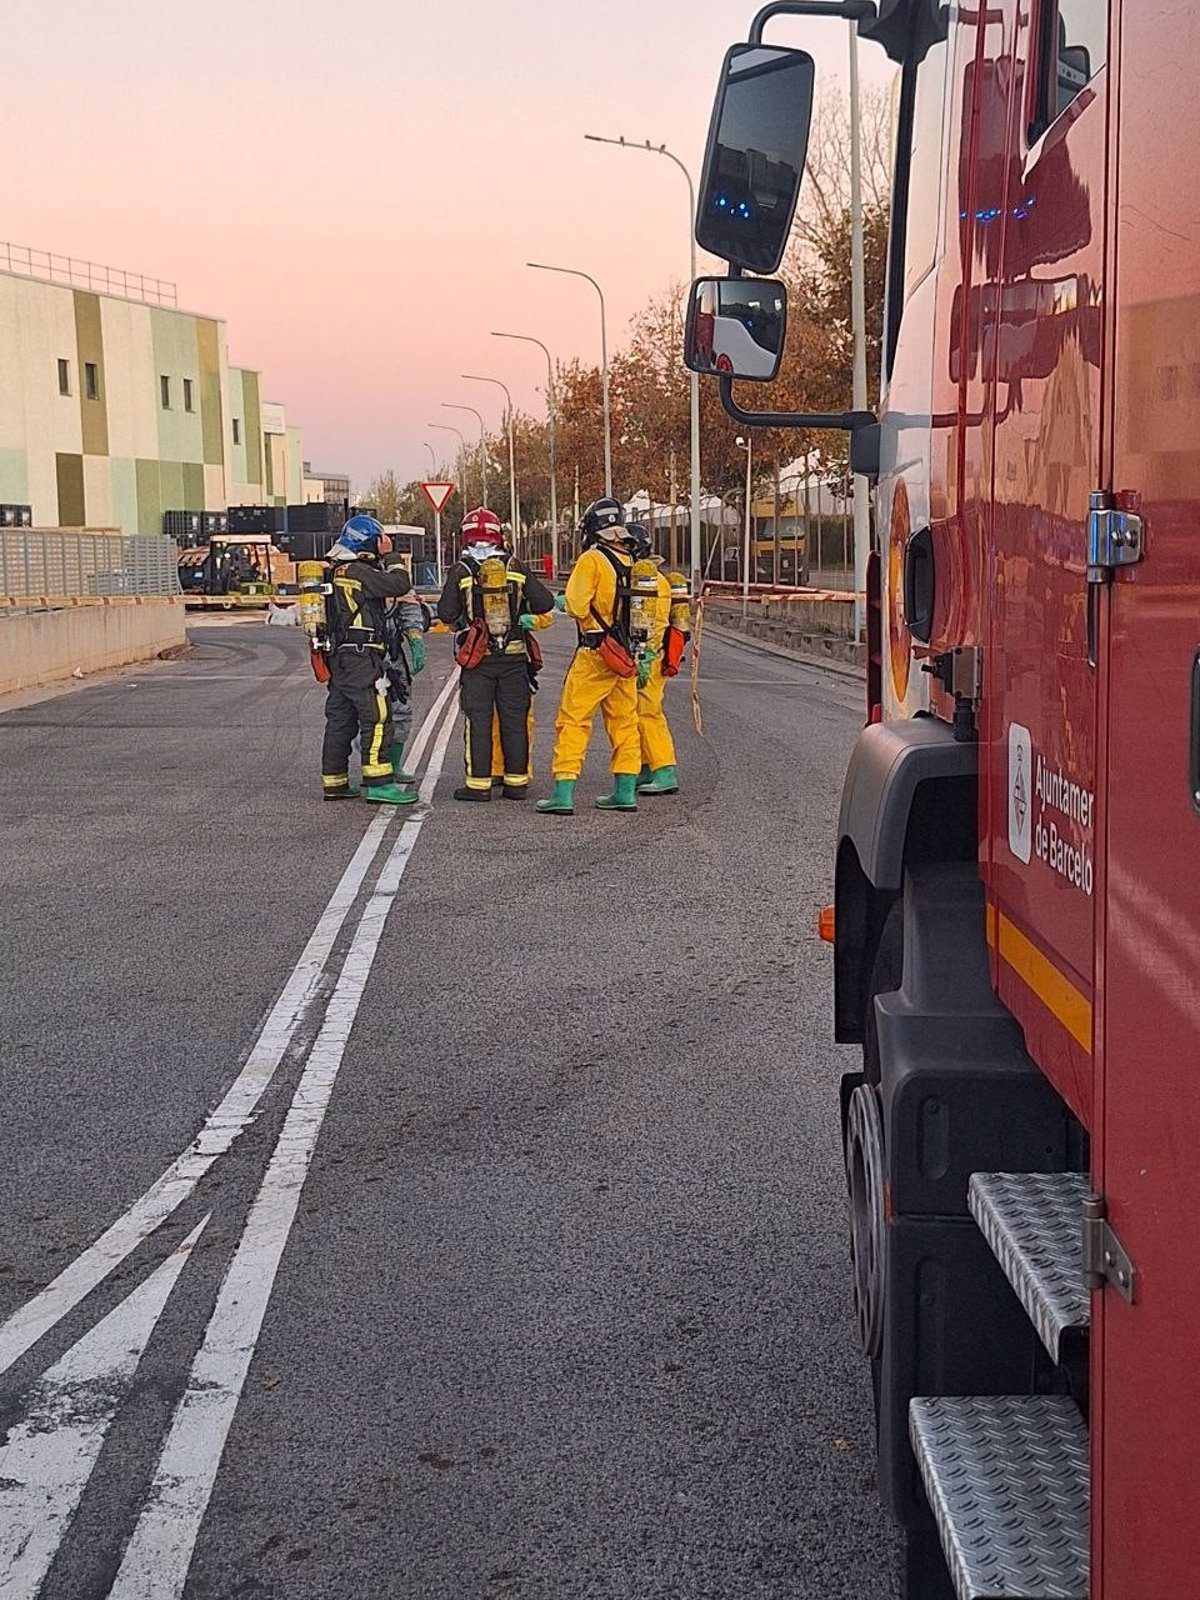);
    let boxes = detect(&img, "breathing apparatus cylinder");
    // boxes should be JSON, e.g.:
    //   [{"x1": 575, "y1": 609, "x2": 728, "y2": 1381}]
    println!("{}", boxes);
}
[
  {"x1": 667, "y1": 572, "x2": 693, "y2": 636},
  {"x1": 297, "y1": 560, "x2": 331, "y2": 647},
  {"x1": 629, "y1": 560, "x2": 662, "y2": 645},
  {"x1": 479, "y1": 555, "x2": 512, "y2": 640}
]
